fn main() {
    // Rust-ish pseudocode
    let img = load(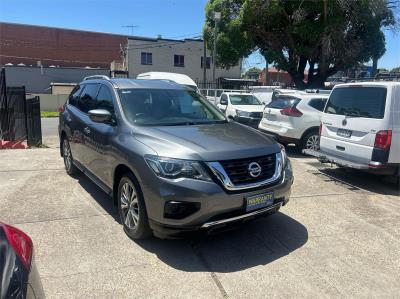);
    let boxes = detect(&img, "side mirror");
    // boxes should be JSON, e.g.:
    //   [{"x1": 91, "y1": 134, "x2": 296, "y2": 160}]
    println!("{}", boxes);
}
[
  {"x1": 88, "y1": 109, "x2": 113, "y2": 124},
  {"x1": 220, "y1": 99, "x2": 228, "y2": 105}
]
